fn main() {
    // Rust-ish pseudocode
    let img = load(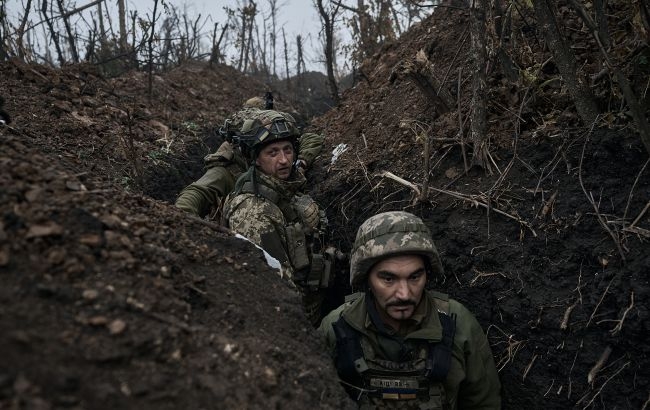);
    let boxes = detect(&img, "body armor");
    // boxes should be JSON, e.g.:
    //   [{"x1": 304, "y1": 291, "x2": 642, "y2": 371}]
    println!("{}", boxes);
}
[{"x1": 333, "y1": 294, "x2": 456, "y2": 410}]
